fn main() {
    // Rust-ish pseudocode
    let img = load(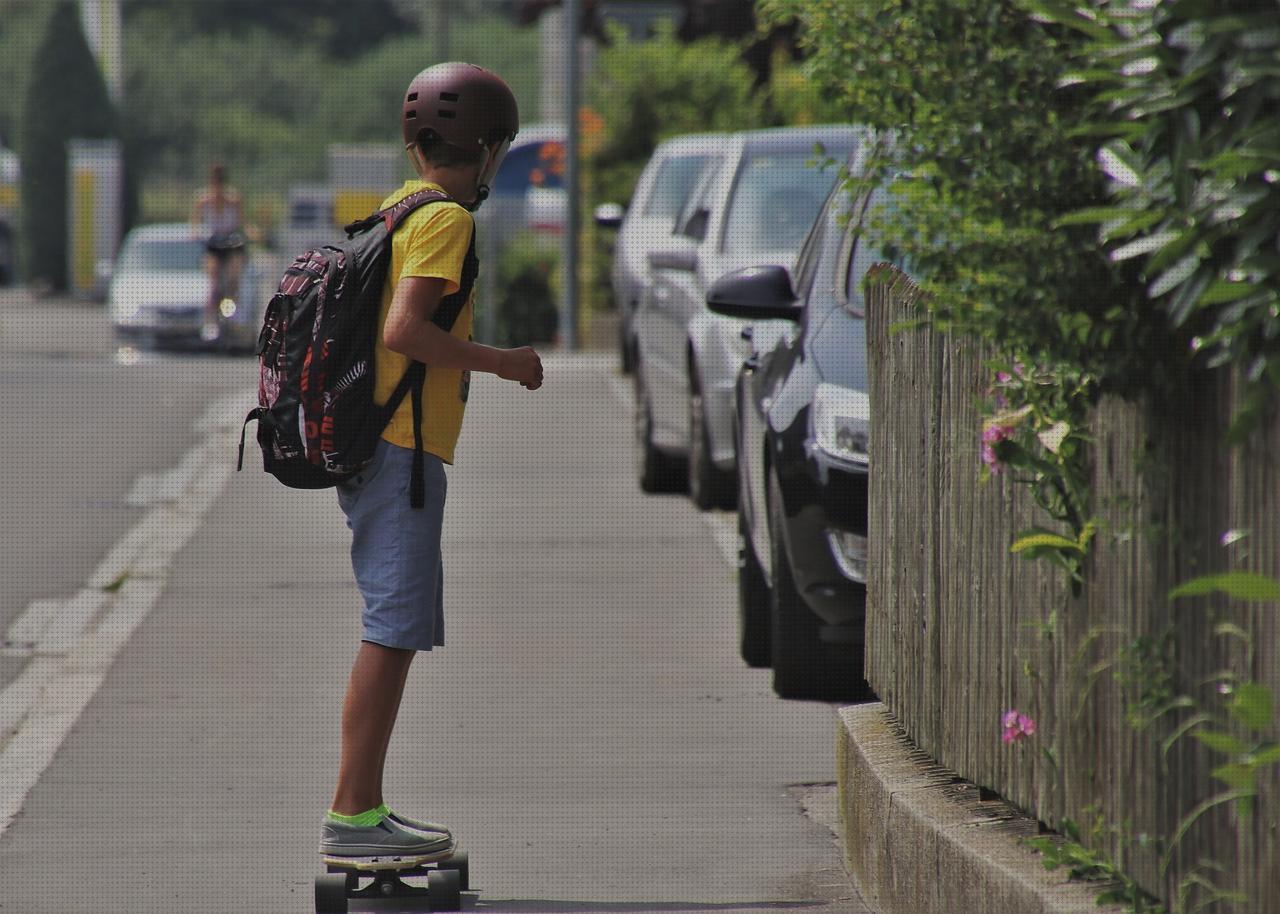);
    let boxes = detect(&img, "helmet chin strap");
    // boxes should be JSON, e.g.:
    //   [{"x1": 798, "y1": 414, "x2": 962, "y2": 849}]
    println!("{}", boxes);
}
[{"x1": 464, "y1": 184, "x2": 490, "y2": 213}]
